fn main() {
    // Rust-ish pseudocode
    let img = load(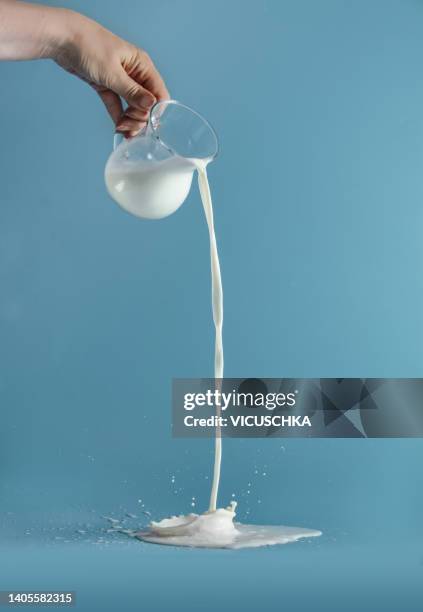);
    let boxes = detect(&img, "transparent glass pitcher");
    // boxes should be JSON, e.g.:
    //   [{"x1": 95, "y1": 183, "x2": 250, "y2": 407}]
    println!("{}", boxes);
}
[{"x1": 105, "y1": 100, "x2": 218, "y2": 219}]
